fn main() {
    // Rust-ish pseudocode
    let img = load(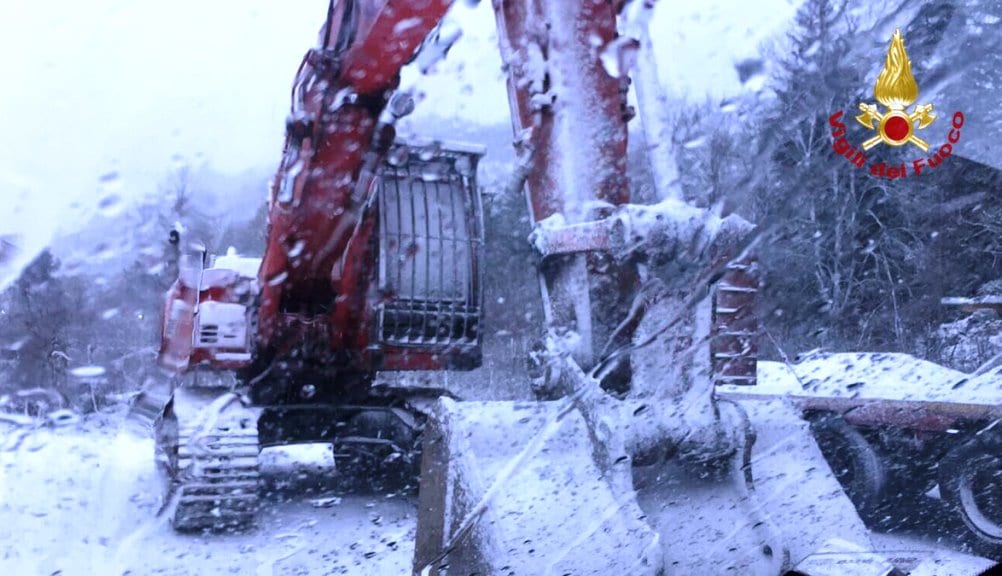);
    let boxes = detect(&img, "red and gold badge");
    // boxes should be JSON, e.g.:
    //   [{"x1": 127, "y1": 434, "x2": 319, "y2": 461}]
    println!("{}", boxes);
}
[{"x1": 855, "y1": 29, "x2": 937, "y2": 152}]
